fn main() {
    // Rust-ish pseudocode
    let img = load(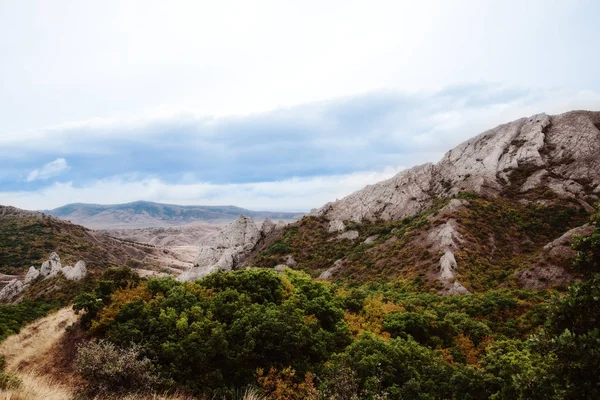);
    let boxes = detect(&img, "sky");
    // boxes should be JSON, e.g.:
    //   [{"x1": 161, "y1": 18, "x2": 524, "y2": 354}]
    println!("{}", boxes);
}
[{"x1": 1, "y1": 0, "x2": 599, "y2": 211}]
